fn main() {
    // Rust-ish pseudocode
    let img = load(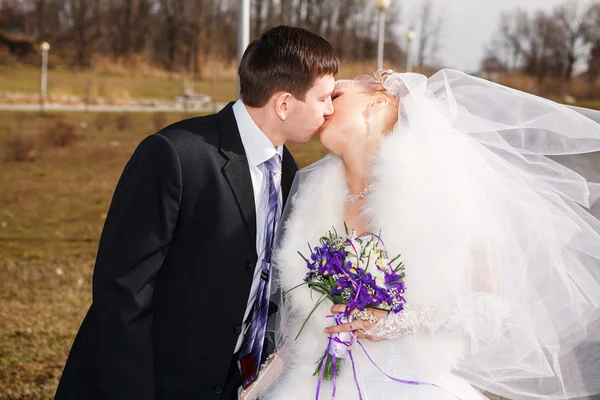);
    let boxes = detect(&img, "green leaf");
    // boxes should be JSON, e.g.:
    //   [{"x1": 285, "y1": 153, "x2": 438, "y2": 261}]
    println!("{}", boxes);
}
[
  {"x1": 309, "y1": 283, "x2": 335, "y2": 296},
  {"x1": 297, "y1": 251, "x2": 308, "y2": 262},
  {"x1": 295, "y1": 294, "x2": 328, "y2": 340},
  {"x1": 390, "y1": 253, "x2": 403, "y2": 264},
  {"x1": 284, "y1": 281, "x2": 310, "y2": 295},
  {"x1": 393, "y1": 261, "x2": 406, "y2": 274}
]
